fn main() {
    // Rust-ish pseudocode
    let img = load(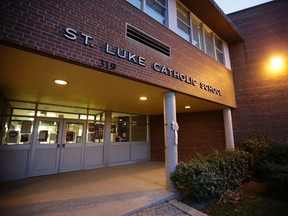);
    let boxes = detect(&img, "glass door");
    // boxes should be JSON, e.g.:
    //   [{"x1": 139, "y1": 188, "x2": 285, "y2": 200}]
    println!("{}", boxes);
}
[
  {"x1": 59, "y1": 120, "x2": 86, "y2": 173},
  {"x1": 30, "y1": 119, "x2": 86, "y2": 176},
  {"x1": 29, "y1": 118, "x2": 63, "y2": 177}
]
